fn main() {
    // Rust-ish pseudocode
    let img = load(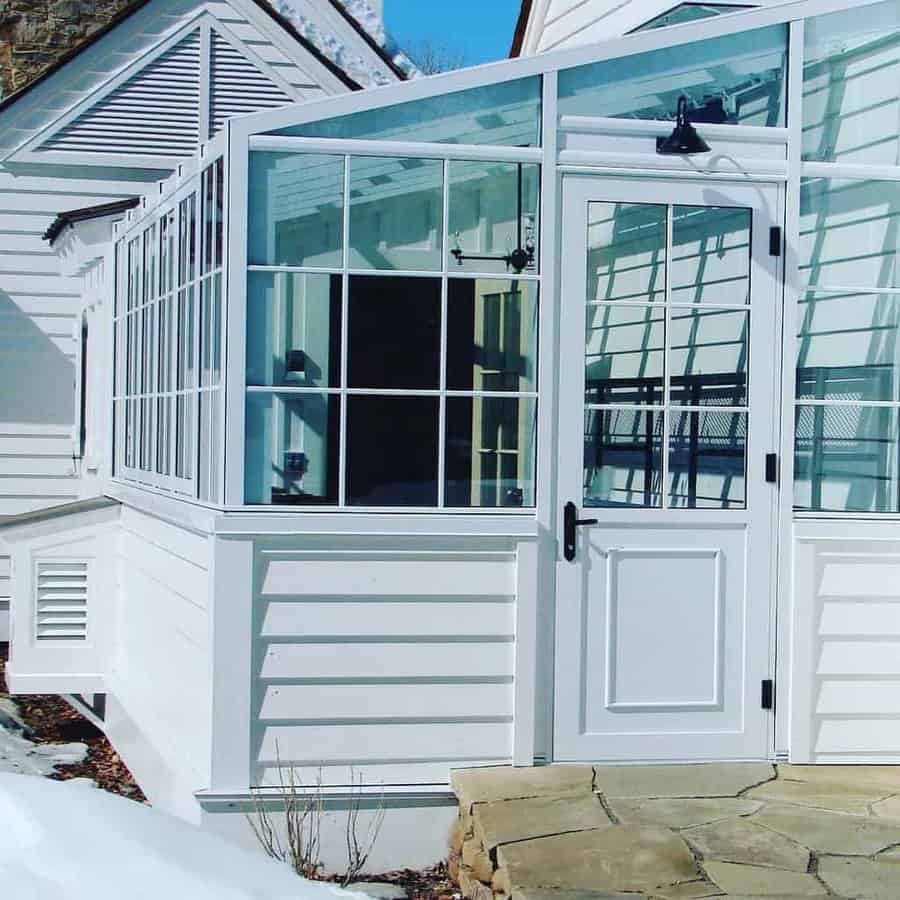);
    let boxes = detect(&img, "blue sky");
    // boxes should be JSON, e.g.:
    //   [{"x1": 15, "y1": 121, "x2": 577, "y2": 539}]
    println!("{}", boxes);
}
[{"x1": 385, "y1": 0, "x2": 522, "y2": 68}]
